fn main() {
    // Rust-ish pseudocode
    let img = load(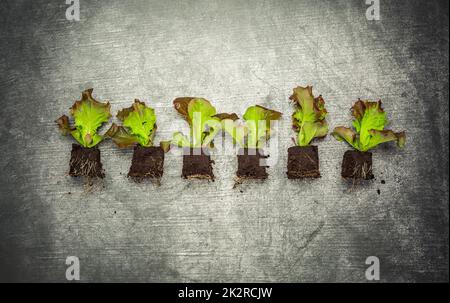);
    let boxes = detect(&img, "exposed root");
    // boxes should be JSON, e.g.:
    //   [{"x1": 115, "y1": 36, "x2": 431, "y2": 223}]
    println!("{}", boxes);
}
[
  {"x1": 344, "y1": 162, "x2": 374, "y2": 191},
  {"x1": 184, "y1": 174, "x2": 214, "y2": 182},
  {"x1": 233, "y1": 175, "x2": 266, "y2": 189},
  {"x1": 128, "y1": 174, "x2": 162, "y2": 186},
  {"x1": 287, "y1": 171, "x2": 321, "y2": 179},
  {"x1": 233, "y1": 176, "x2": 244, "y2": 189},
  {"x1": 349, "y1": 162, "x2": 373, "y2": 182},
  {"x1": 69, "y1": 156, "x2": 104, "y2": 178},
  {"x1": 82, "y1": 177, "x2": 105, "y2": 192}
]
